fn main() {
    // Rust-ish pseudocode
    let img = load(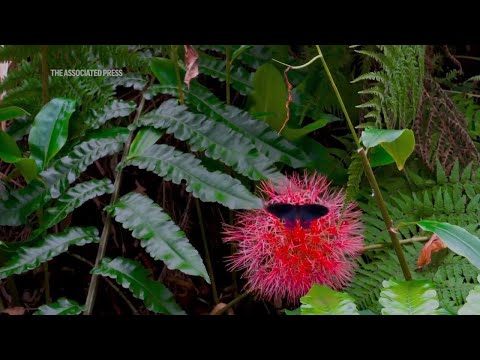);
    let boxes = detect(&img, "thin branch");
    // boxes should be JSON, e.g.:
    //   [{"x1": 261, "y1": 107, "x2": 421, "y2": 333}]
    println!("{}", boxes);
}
[{"x1": 83, "y1": 95, "x2": 147, "y2": 315}]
